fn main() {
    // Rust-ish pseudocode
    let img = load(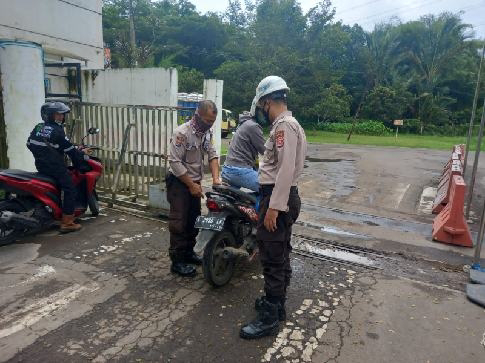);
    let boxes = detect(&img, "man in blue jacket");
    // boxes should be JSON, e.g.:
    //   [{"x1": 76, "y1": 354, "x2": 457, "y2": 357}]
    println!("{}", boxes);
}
[{"x1": 27, "y1": 102, "x2": 87, "y2": 233}]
